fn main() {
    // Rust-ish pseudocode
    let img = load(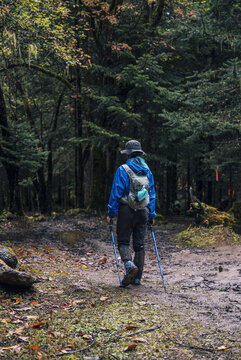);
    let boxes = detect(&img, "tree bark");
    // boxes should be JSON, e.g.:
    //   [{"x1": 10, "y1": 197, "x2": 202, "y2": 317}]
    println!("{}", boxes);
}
[
  {"x1": 0, "y1": 84, "x2": 22, "y2": 213},
  {"x1": 46, "y1": 91, "x2": 64, "y2": 213},
  {"x1": 75, "y1": 65, "x2": 84, "y2": 208}
]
